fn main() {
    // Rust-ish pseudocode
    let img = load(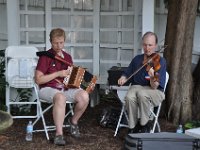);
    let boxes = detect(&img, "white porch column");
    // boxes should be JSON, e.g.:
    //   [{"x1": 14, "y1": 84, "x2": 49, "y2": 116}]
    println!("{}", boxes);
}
[
  {"x1": 142, "y1": 0, "x2": 155, "y2": 35},
  {"x1": 7, "y1": 0, "x2": 20, "y2": 46},
  {"x1": 45, "y1": 0, "x2": 52, "y2": 50},
  {"x1": 93, "y1": 0, "x2": 100, "y2": 76}
]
